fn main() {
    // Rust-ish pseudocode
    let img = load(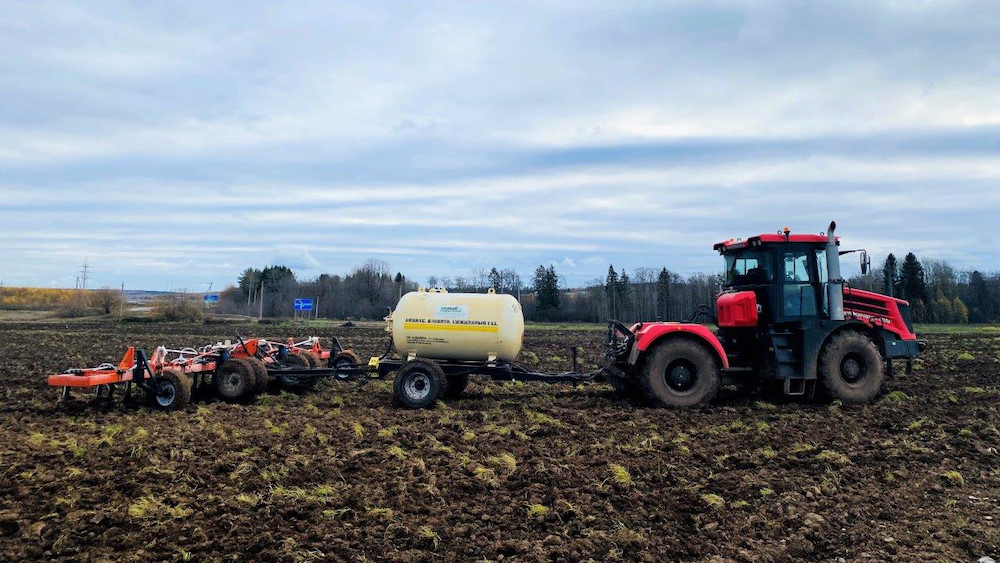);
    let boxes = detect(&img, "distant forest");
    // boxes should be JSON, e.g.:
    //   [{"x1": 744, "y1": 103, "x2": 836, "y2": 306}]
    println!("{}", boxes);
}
[{"x1": 215, "y1": 252, "x2": 999, "y2": 324}]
